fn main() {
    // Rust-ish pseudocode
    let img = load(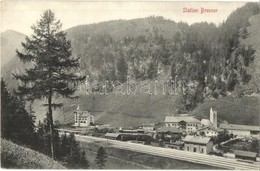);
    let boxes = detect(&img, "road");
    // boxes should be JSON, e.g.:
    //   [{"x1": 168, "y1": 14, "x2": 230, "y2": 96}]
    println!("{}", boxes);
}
[{"x1": 75, "y1": 135, "x2": 259, "y2": 170}]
